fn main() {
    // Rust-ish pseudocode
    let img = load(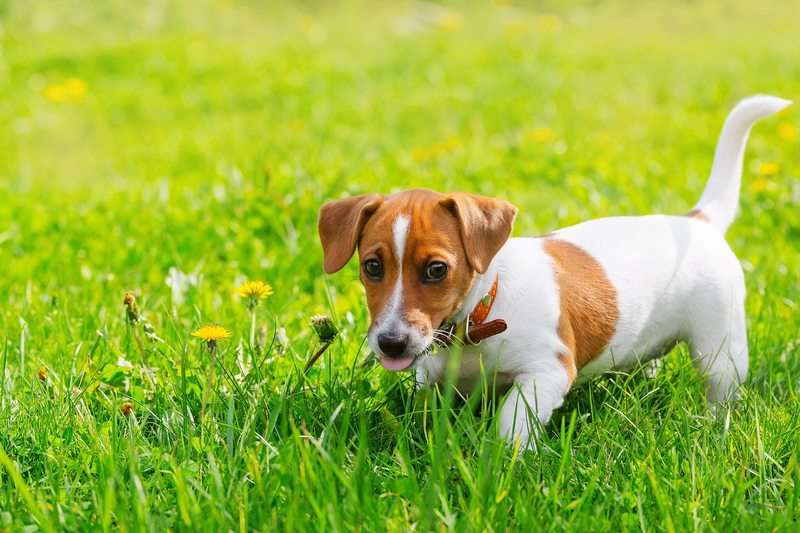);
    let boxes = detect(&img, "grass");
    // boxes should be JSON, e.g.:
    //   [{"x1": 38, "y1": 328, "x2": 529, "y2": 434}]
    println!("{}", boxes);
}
[{"x1": 1, "y1": 0, "x2": 799, "y2": 530}]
